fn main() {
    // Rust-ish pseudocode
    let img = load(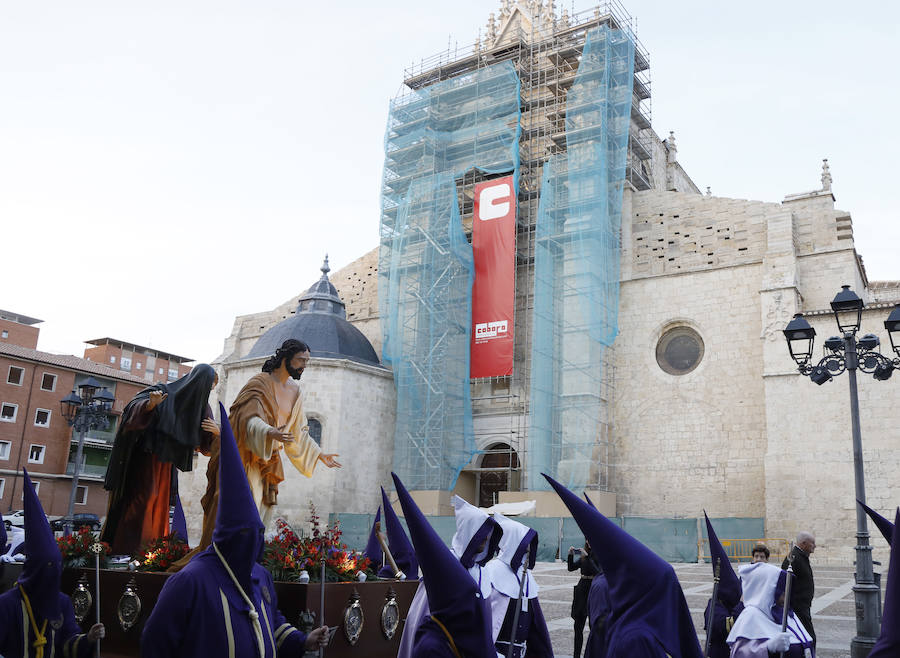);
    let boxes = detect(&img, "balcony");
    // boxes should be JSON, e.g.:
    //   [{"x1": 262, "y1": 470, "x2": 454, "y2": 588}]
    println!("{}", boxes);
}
[
  {"x1": 71, "y1": 430, "x2": 116, "y2": 447},
  {"x1": 64, "y1": 463, "x2": 107, "y2": 479}
]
